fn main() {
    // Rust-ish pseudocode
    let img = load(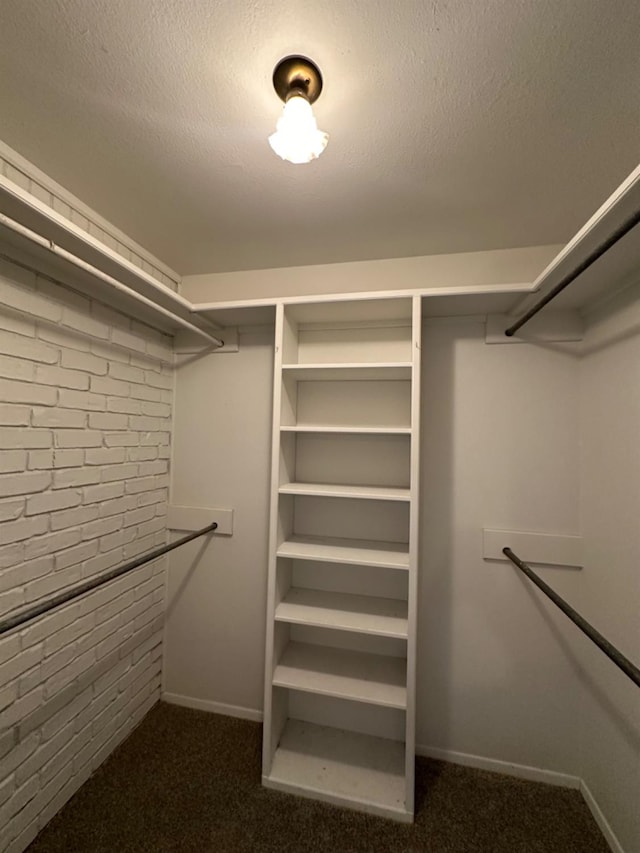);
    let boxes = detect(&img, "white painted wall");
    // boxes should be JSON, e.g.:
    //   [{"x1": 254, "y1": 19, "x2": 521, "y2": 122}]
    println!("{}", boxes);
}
[
  {"x1": 575, "y1": 283, "x2": 640, "y2": 853},
  {"x1": 164, "y1": 326, "x2": 273, "y2": 717},
  {"x1": 0, "y1": 256, "x2": 173, "y2": 853}
]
